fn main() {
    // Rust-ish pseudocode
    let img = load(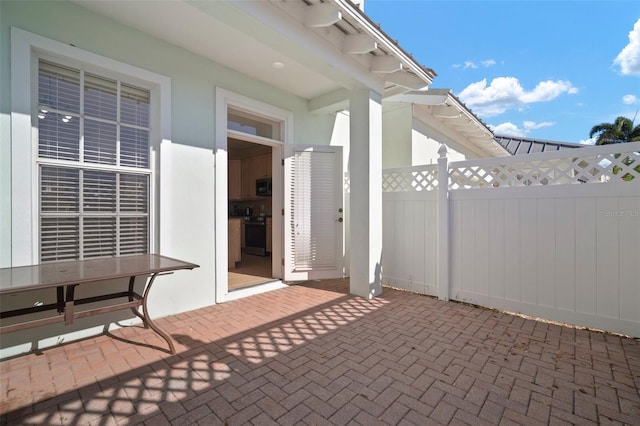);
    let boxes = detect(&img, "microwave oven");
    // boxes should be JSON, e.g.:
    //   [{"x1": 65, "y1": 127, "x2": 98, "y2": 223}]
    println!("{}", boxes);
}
[{"x1": 256, "y1": 178, "x2": 272, "y2": 196}]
